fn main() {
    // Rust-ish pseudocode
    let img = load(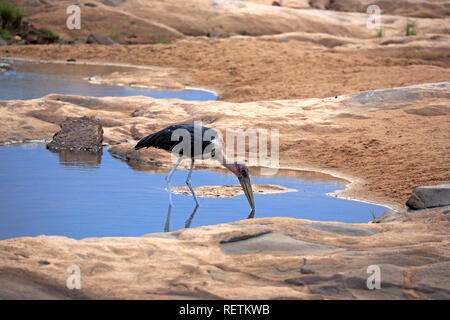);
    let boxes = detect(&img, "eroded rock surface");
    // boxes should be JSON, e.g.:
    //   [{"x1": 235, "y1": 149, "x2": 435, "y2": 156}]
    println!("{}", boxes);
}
[
  {"x1": 0, "y1": 206, "x2": 448, "y2": 299},
  {"x1": 46, "y1": 116, "x2": 103, "y2": 152},
  {"x1": 18, "y1": 0, "x2": 450, "y2": 43}
]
